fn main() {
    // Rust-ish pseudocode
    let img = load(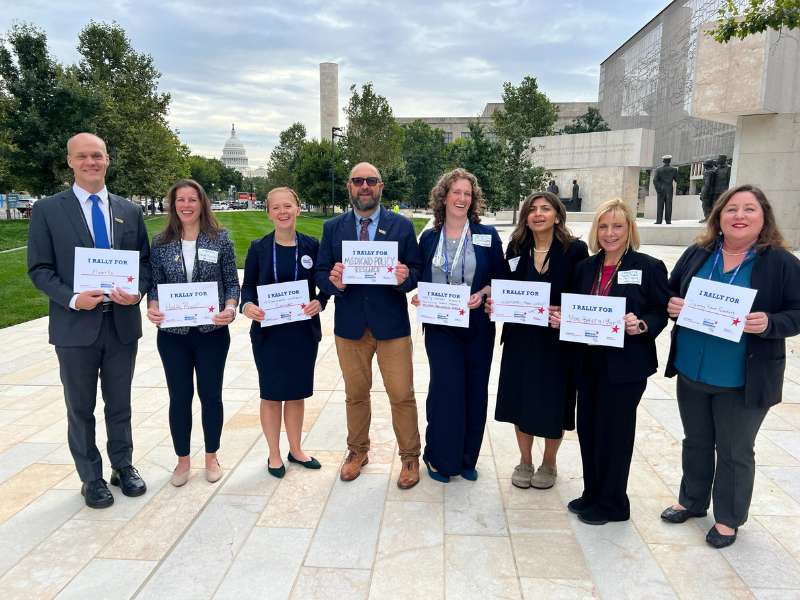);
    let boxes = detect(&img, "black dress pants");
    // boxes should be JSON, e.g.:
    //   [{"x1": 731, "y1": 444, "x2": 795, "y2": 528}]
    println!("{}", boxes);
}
[
  {"x1": 423, "y1": 322, "x2": 494, "y2": 476},
  {"x1": 157, "y1": 327, "x2": 230, "y2": 456},
  {"x1": 656, "y1": 191, "x2": 673, "y2": 224},
  {"x1": 676, "y1": 374, "x2": 768, "y2": 528},
  {"x1": 56, "y1": 312, "x2": 137, "y2": 482},
  {"x1": 577, "y1": 357, "x2": 646, "y2": 520}
]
